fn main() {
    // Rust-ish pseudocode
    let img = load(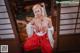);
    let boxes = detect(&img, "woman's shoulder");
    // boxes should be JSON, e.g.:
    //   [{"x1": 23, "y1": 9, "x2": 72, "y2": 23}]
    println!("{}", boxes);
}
[
  {"x1": 30, "y1": 18, "x2": 35, "y2": 23},
  {"x1": 45, "y1": 17, "x2": 51, "y2": 22}
]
